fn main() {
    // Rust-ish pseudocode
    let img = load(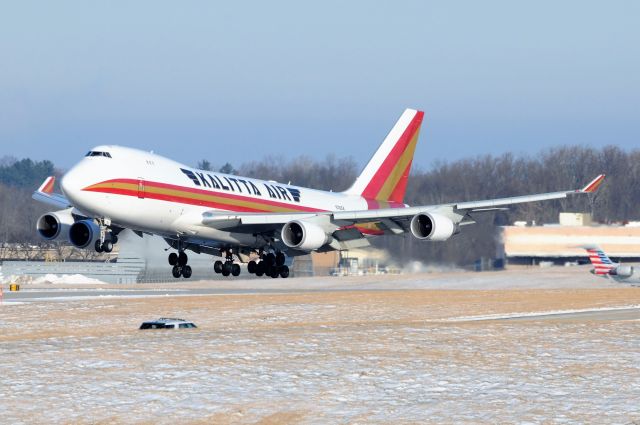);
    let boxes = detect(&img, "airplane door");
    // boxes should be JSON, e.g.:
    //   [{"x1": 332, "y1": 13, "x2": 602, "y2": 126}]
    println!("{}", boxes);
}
[{"x1": 137, "y1": 179, "x2": 145, "y2": 199}]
